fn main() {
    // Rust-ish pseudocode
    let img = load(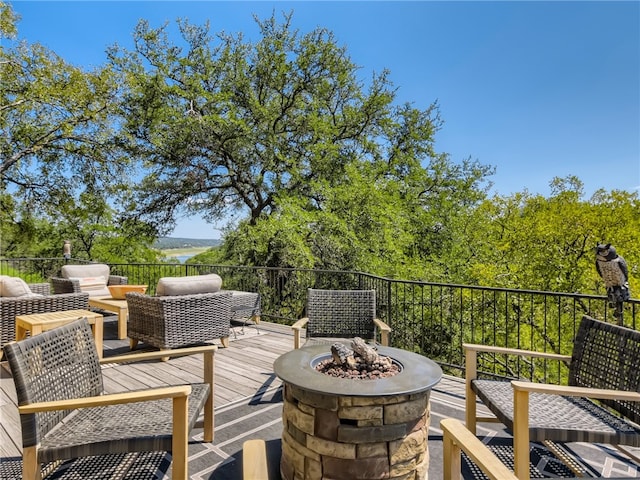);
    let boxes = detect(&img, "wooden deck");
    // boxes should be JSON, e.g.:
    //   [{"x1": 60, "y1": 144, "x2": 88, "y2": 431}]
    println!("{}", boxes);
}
[
  {"x1": 1, "y1": 316, "x2": 637, "y2": 479},
  {"x1": 0, "y1": 318, "x2": 465, "y2": 465}
]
